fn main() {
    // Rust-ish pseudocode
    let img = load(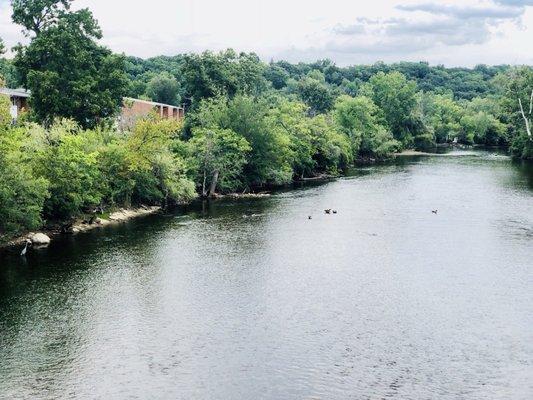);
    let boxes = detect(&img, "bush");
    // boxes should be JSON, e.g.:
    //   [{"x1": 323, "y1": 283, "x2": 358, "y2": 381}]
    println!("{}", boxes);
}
[{"x1": 0, "y1": 127, "x2": 49, "y2": 240}]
